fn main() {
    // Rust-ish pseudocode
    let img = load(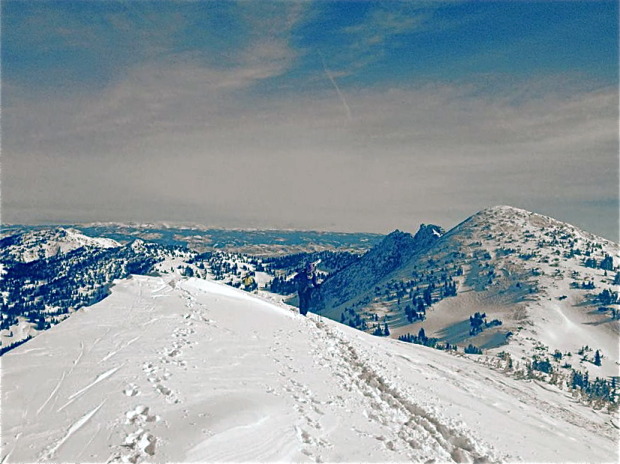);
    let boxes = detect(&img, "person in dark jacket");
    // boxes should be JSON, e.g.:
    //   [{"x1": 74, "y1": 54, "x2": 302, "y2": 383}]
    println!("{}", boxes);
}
[{"x1": 295, "y1": 262, "x2": 318, "y2": 316}]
